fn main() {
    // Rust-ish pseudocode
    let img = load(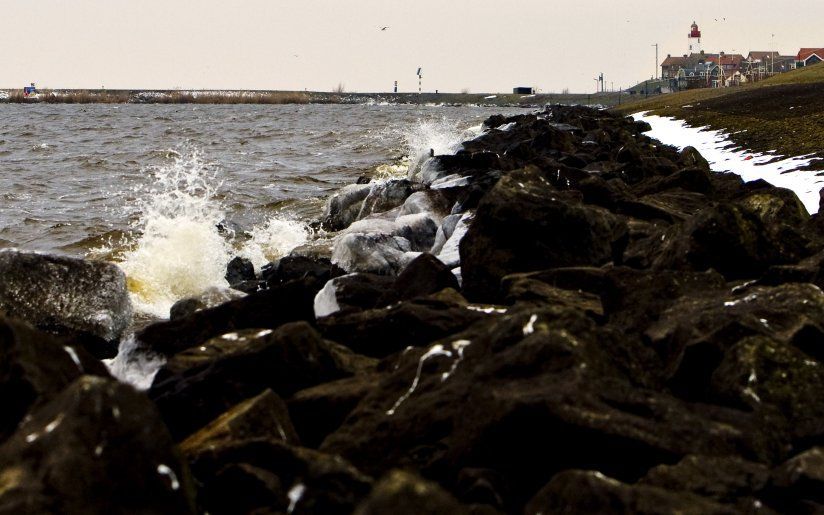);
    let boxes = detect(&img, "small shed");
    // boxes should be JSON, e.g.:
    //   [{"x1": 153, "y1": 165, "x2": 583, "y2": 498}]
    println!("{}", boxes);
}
[{"x1": 513, "y1": 87, "x2": 534, "y2": 94}]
